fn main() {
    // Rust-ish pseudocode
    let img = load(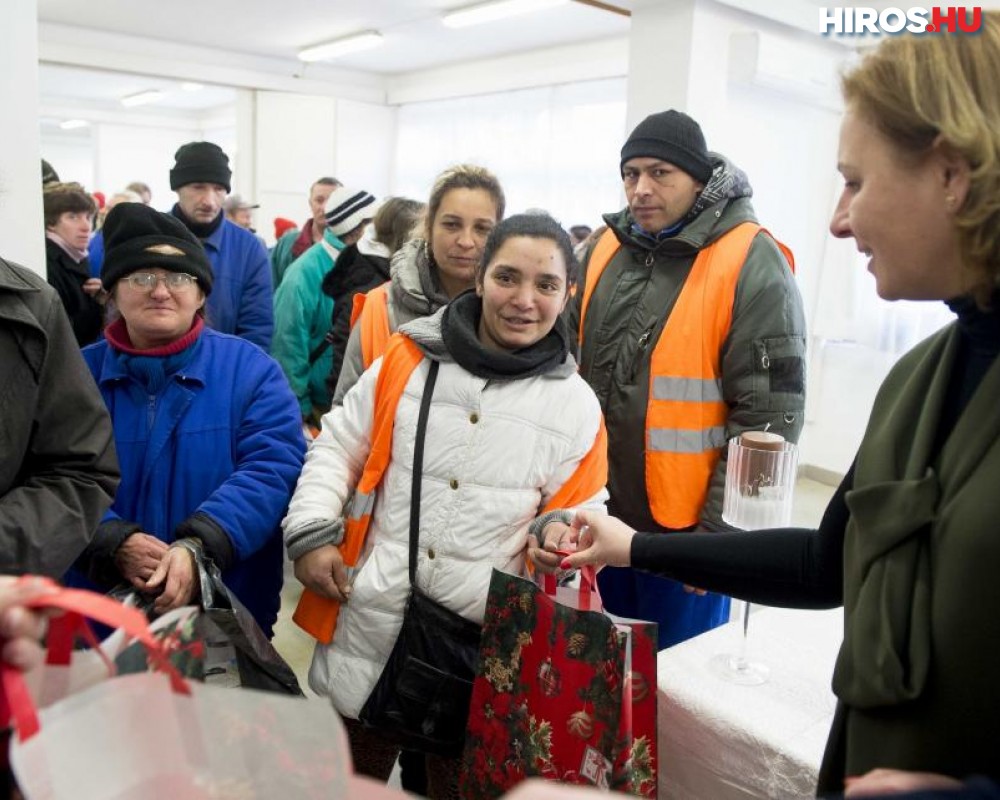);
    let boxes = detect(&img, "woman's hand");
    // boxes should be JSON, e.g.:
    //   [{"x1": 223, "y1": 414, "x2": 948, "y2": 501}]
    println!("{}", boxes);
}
[
  {"x1": 145, "y1": 546, "x2": 199, "y2": 614},
  {"x1": 0, "y1": 576, "x2": 58, "y2": 671},
  {"x1": 527, "y1": 521, "x2": 575, "y2": 575},
  {"x1": 844, "y1": 769, "x2": 964, "y2": 796},
  {"x1": 560, "y1": 511, "x2": 637, "y2": 570},
  {"x1": 115, "y1": 533, "x2": 170, "y2": 588},
  {"x1": 294, "y1": 545, "x2": 352, "y2": 602}
]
